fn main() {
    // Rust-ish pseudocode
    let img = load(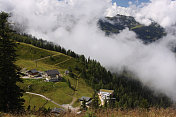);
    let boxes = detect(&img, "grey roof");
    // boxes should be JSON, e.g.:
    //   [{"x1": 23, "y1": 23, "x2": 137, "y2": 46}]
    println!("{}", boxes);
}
[
  {"x1": 79, "y1": 96, "x2": 92, "y2": 102},
  {"x1": 51, "y1": 108, "x2": 65, "y2": 113},
  {"x1": 28, "y1": 69, "x2": 38, "y2": 74},
  {"x1": 45, "y1": 69, "x2": 60, "y2": 76}
]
